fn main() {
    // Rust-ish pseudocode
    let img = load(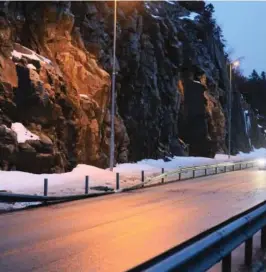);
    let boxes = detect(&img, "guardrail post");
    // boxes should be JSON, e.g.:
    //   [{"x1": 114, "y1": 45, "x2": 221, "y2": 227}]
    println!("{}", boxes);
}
[
  {"x1": 222, "y1": 253, "x2": 231, "y2": 272},
  {"x1": 261, "y1": 226, "x2": 266, "y2": 249},
  {"x1": 215, "y1": 167, "x2": 218, "y2": 174},
  {"x1": 85, "y1": 176, "x2": 89, "y2": 194},
  {"x1": 245, "y1": 237, "x2": 253, "y2": 266},
  {"x1": 192, "y1": 168, "x2": 195, "y2": 178},
  {"x1": 204, "y1": 168, "x2": 207, "y2": 176},
  {"x1": 233, "y1": 164, "x2": 235, "y2": 171},
  {"x1": 179, "y1": 172, "x2": 181, "y2": 180},
  {"x1": 141, "y1": 170, "x2": 144, "y2": 187},
  {"x1": 44, "y1": 178, "x2": 48, "y2": 196},
  {"x1": 116, "y1": 173, "x2": 120, "y2": 190},
  {"x1": 161, "y1": 168, "x2": 164, "y2": 183},
  {"x1": 224, "y1": 165, "x2": 226, "y2": 172},
  {"x1": 240, "y1": 163, "x2": 242, "y2": 170}
]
